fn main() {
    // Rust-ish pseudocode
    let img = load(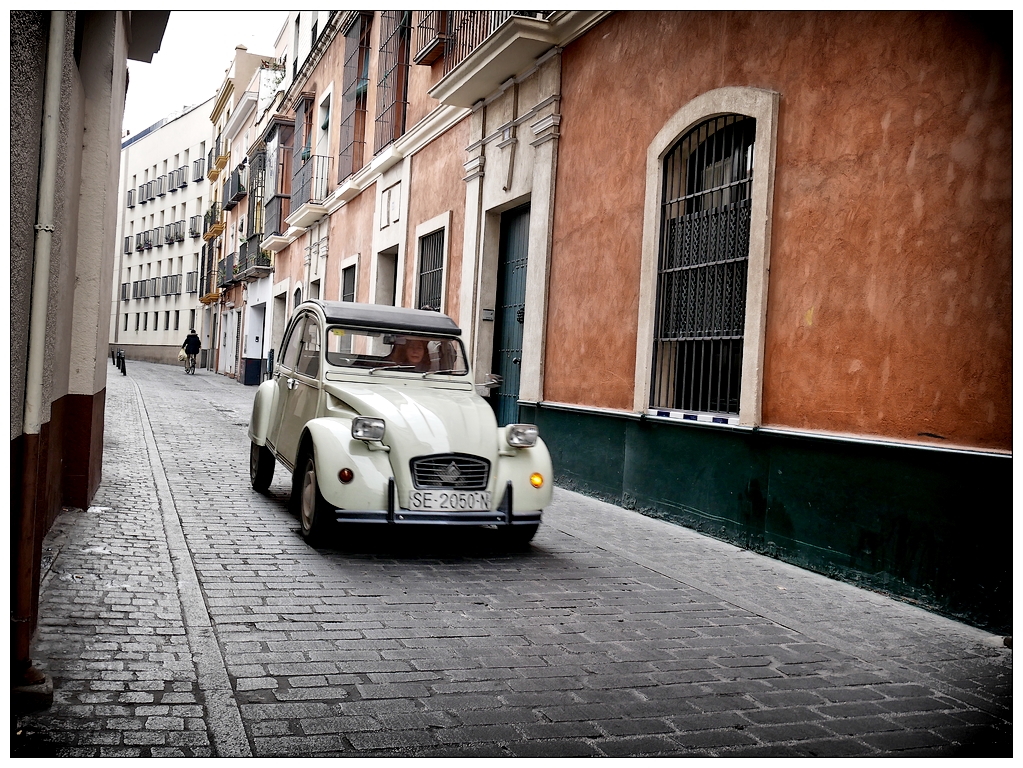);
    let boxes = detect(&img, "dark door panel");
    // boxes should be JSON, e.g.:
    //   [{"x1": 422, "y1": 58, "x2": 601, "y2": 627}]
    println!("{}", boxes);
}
[{"x1": 492, "y1": 204, "x2": 530, "y2": 426}]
